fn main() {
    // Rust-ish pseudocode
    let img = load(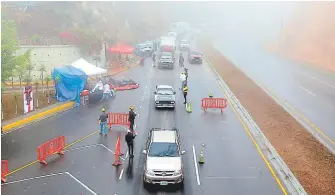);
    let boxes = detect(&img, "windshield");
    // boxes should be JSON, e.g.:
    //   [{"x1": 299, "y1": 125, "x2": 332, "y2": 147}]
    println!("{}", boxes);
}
[
  {"x1": 181, "y1": 40, "x2": 188, "y2": 44},
  {"x1": 157, "y1": 88, "x2": 174, "y2": 95},
  {"x1": 162, "y1": 52, "x2": 172, "y2": 56},
  {"x1": 148, "y1": 142, "x2": 179, "y2": 157},
  {"x1": 191, "y1": 51, "x2": 202, "y2": 55}
]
